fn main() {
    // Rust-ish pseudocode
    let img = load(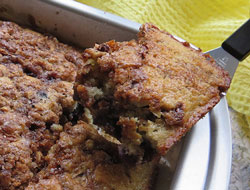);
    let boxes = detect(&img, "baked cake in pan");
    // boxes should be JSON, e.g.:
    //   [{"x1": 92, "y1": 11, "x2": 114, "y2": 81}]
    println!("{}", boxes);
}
[
  {"x1": 0, "y1": 21, "x2": 157, "y2": 190},
  {"x1": 76, "y1": 23, "x2": 230, "y2": 157},
  {"x1": 0, "y1": 20, "x2": 230, "y2": 190}
]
